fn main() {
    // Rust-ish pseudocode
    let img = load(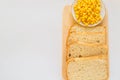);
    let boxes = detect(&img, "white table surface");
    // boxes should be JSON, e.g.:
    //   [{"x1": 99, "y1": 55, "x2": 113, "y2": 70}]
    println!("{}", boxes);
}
[{"x1": 0, "y1": 0, "x2": 119, "y2": 80}]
